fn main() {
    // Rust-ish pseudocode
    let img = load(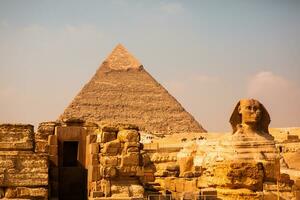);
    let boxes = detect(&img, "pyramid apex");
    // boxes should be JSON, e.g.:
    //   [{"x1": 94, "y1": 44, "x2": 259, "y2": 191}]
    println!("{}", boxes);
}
[{"x1": 104, "y1": 44, "x2": 142, "y2": 71}]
